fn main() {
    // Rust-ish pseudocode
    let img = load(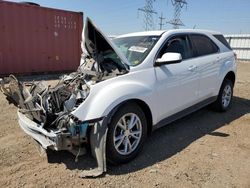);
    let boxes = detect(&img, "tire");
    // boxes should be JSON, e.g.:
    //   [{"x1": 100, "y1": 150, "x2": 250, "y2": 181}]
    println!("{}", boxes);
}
[
  {"x1": 106, "y1": 103, "x2": 147, "y2": 165},
  {"x1": 213, "y1": 79, "x2": 233, "y2": 112}
]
